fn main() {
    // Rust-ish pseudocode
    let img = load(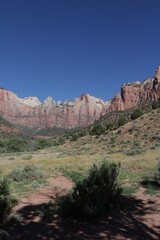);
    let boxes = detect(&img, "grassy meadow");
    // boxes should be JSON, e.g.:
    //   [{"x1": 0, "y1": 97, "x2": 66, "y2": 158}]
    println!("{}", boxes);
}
[{"x1": 0, "y1": 108, "x2": 160, "y2": 198}]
